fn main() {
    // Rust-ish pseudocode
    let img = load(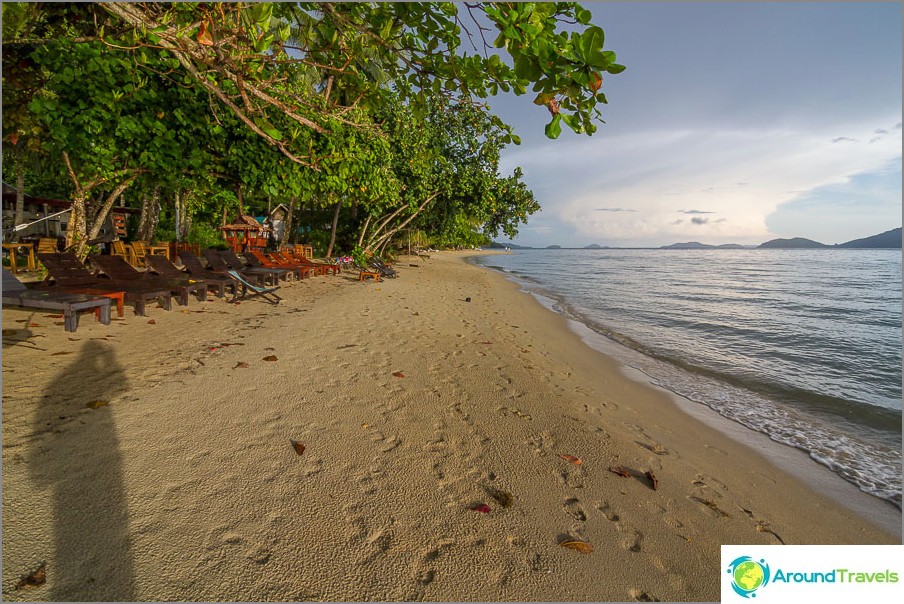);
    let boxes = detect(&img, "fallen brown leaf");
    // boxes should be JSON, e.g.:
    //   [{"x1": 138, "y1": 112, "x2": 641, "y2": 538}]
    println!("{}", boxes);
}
[
  {"x1": 50, "y1": 351, "x2": 73, "y2": 356},
  {"x1": 16, "y1": 562, "x2": 46, "y2": 589},
  {"x1": 290, "y1": 439, "x2": 305, "y2": 455},
  {"x1": 559, "y1": 539, "x2": 593, "y2": 554},
  {"x1": 147, "y1": 319, "x2": 157, "y2": 325},
  {"x1": 392, "y1": 371, "x2": 405, "y2": 378},
  {"x1": 559, "y1": 454, "x2": 583, "y2": 465},
  {"x1": 234, "y1": 361, "x2": 250, "y2": 369},
  {"x1": 263, "y1": 355, "x2": 278, "y2": 361},
  {"x1": 645, "y1": 470, "x2": 659, "y2": 490},
  {"x1": 609, "y1": 466, "x2": 631, "y2": 478}
]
